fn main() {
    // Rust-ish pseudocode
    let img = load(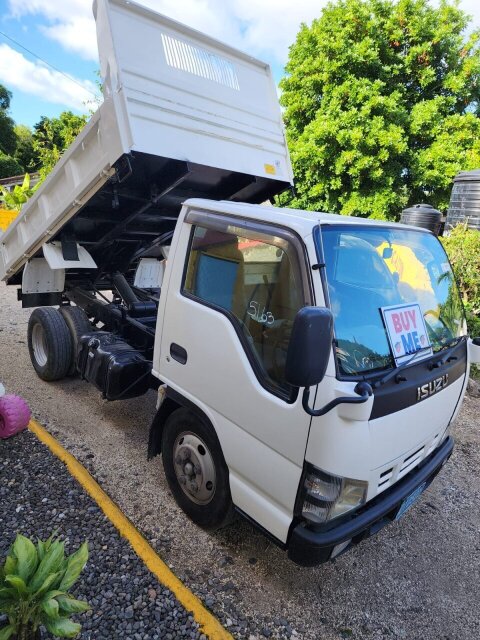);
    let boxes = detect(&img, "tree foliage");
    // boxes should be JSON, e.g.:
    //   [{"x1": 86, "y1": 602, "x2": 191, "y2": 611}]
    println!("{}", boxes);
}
[
  {"x1": 14, "y1": 124, "x2": 37, "y2": 172},
  {"x1": 0, "y1": 153, "x2": 23, "y2": 179},
  {"x1": 441, "y1": 223, "x2": 480, "y2": 336},
  {"x1": 279, "y1": 0, "x2": 480, "y2": 219},
  {"x1": 32, "y1": 111, "x2": 87, "y2": 180},
  {"x1": 0, "y1": 84, "x2": 88, "y2": 186},
  {"x1": 0, "y1": 83, "x2": 17, "y2": 158}
]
